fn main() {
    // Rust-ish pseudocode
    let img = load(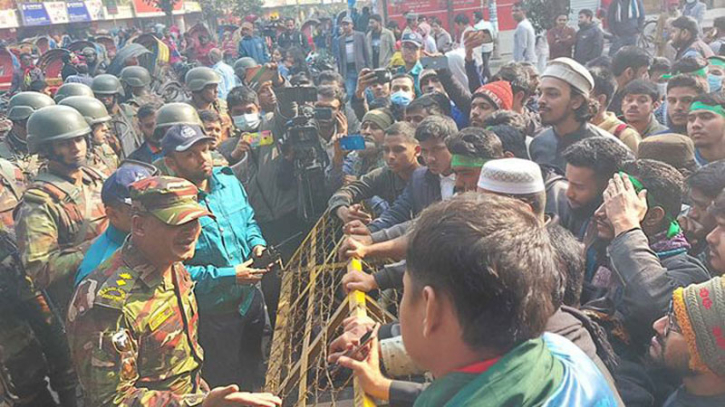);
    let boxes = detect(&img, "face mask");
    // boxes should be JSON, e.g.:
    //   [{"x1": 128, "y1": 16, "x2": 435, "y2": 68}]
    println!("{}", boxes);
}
[
  {"x1": 233, "y1": 113, "x2": 261, "y2": 131},
  {"x1": 708, "y1": 74, "x2": 723, "y2": 93},
  {"x1": 390, "y1": 91, "x2": 413, "y2": 107},
  {"x1": 656, "y1": 82, "x2": 668, "y2": 98}
]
